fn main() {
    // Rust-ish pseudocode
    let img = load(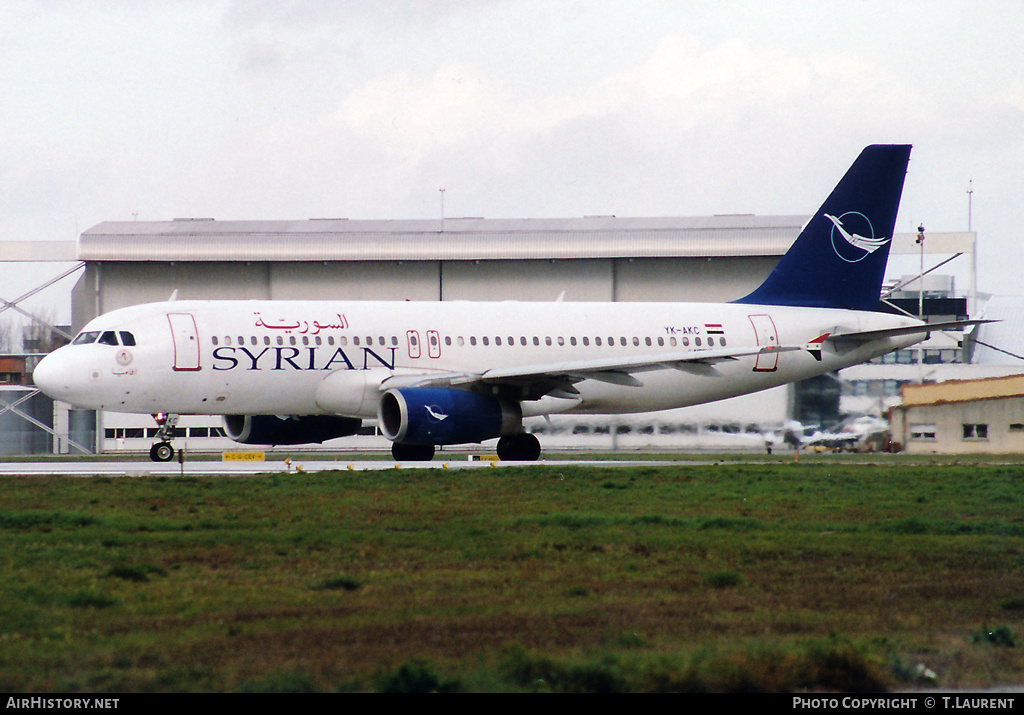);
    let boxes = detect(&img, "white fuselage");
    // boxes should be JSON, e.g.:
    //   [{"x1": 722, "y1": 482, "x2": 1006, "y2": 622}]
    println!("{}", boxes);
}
[{"x1": 34, "y1": 299, "x2": 923, "y2": 419}]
